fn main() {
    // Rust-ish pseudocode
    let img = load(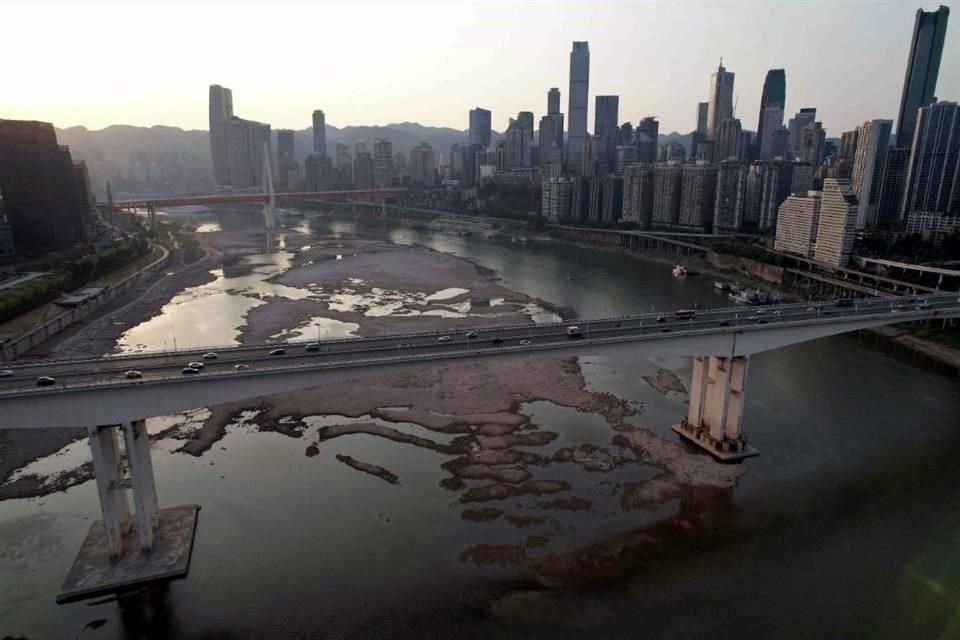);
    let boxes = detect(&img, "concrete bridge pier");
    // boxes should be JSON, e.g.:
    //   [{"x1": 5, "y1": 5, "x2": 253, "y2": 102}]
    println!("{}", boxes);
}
[
  {"x1": 672, "y1": 355, "x2": 759, "y2": 462},
  {"x1": 57, "y1": 421, "x2": 200, "y2": 603}
]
